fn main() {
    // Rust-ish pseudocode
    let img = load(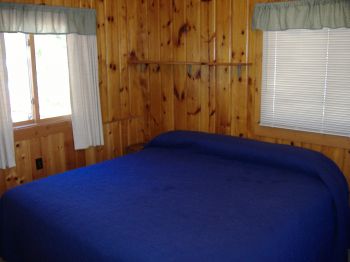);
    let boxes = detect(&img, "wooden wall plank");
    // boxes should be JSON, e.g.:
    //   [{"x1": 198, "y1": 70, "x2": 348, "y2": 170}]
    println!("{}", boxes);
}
[
  {"x1": 199, "y1": 0, "x2": 209, "y2": 132},
  {"x1": 215, "y1": 0, "x2": 232, "y2": 135},
  {"x1": 96, "y1": 0, "x2": 108, "y2": 122},
  {"x1": 105, "y1": 0, "x2": 121, "y2": 122},
  {"x1": 208, "y1": 0, "x2": 217, "y2": 133},
  {"x1": 148, "y1": 0, "x2": 162, "y2": 137},
  {"x1": 185, "y1": 0, "x2": 201, "y2": 131},
  {"x1": 85, "y1": 147, "x2": 97, "y2": 166},
  {"x1": 128, "y1": 117, "x2": 146, "y2": 145},
  {"x1": 127, "y1": 0, "x2": 148, "y2": 117},
  {"x1": 4, "y1": 169, "x2": 17, "y2": 191},
  {"x1": 64, "y1": 129, "x2": 81, "y2": 171},
  {"x1": 230, "y1": 0, "x2": 248, "y2": 137},
  {"x1": 172, "y1": 0, "x2": 187, "y2": 130},
  {"x1": 104, "y1": 123, "x2": 115, "y2": 160},
  {"x1": 79, "y1": 0, "x2": 92, "y2": 8},
  {"x1": 41, "y1": 133, "x2": 66, "y2": 176},
  {"x1": 113, "y1": 121, "x2": 124, "y2": 157},
  {"x1": 343, "y1": 150, "x2": 350, "y2": 186},
  {"x1": 199, "y1": 65, "x2": 209, "y2": 132},
  {"x1": 160, "y1": 0, "x2": 174, "y2": 132},
  {"x1": 117, "y1": 0, "x2": 131, "y2": 119},
  {"x1": 199, "y1": 0, "x2": 215, "y2": 132},
  {"x1": 14, "y1": 141, "x2": 33, "y2": 185},
  {"x1": 246, "y1": 0, "x2": 256, "y2": 139},
  {"x1": 63, "y1": 0, "x2": 75, "y2": 7}
]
